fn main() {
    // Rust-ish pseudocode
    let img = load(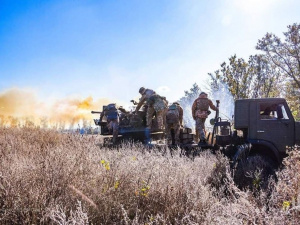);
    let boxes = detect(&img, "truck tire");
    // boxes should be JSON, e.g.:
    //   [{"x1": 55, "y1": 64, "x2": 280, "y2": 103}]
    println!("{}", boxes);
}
[{"x1": 233, "y1": 154, "x2": 277, "y2": 190}]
